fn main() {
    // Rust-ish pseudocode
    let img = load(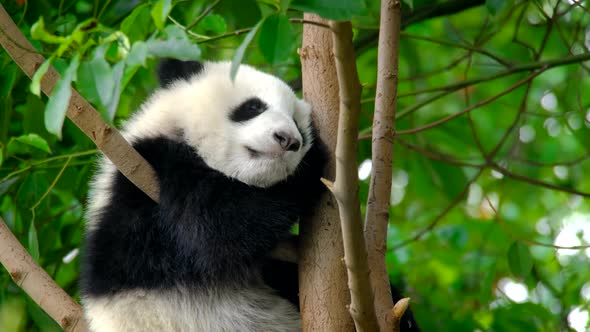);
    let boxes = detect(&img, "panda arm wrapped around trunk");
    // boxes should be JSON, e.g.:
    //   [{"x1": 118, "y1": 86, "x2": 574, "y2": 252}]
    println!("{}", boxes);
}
[{"x1": 81, "y1": 59, "x2": 328, "y2": 332}]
